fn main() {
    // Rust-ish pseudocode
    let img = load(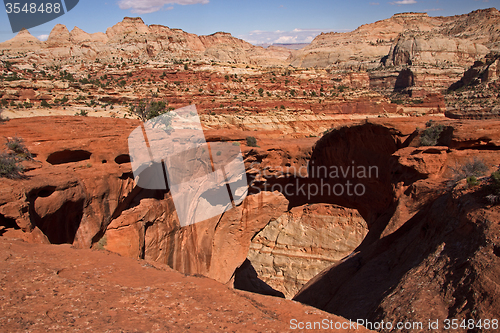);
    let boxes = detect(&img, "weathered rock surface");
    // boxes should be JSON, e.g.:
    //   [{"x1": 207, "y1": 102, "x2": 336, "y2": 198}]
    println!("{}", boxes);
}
[
  {"x1": 247, "y1": 204, "x2": 368, "y2": 298},
  {"x1": 0, "y1": 237, "x2": 372, "y2": 332}
]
